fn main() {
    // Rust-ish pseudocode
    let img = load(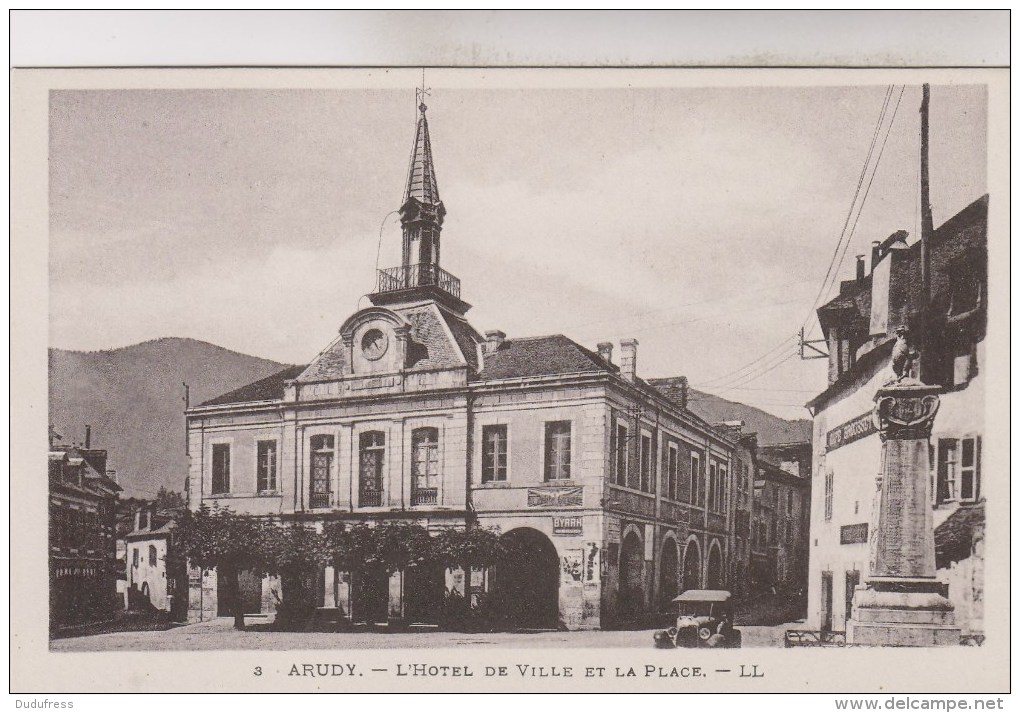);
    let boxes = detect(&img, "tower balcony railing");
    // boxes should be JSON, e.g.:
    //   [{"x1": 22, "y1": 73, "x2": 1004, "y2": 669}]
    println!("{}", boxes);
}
[{"x1": 376, "y1": 263, "x2": 461, "y2": 300}]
